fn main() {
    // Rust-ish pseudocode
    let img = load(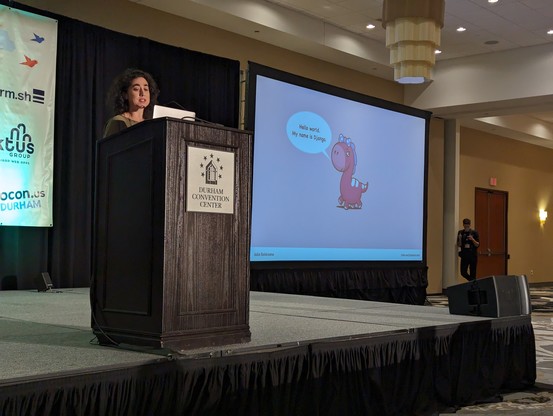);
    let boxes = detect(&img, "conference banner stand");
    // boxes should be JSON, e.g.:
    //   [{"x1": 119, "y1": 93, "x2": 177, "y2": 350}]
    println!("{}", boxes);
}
[
  {"x1": 0, "y1": 6, "x2": 57, "y2": 227},
  {"x1": 92, "y1": 118, "x2": 252, "y2": 350}
]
